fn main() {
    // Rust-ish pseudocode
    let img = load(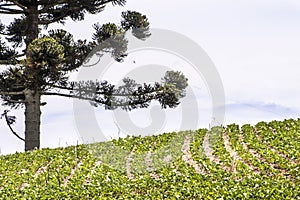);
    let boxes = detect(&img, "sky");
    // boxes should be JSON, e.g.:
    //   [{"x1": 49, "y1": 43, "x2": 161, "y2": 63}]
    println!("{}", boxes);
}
[{"x1": 1, "y1": 0, "x2": 300, "y2": 155}]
